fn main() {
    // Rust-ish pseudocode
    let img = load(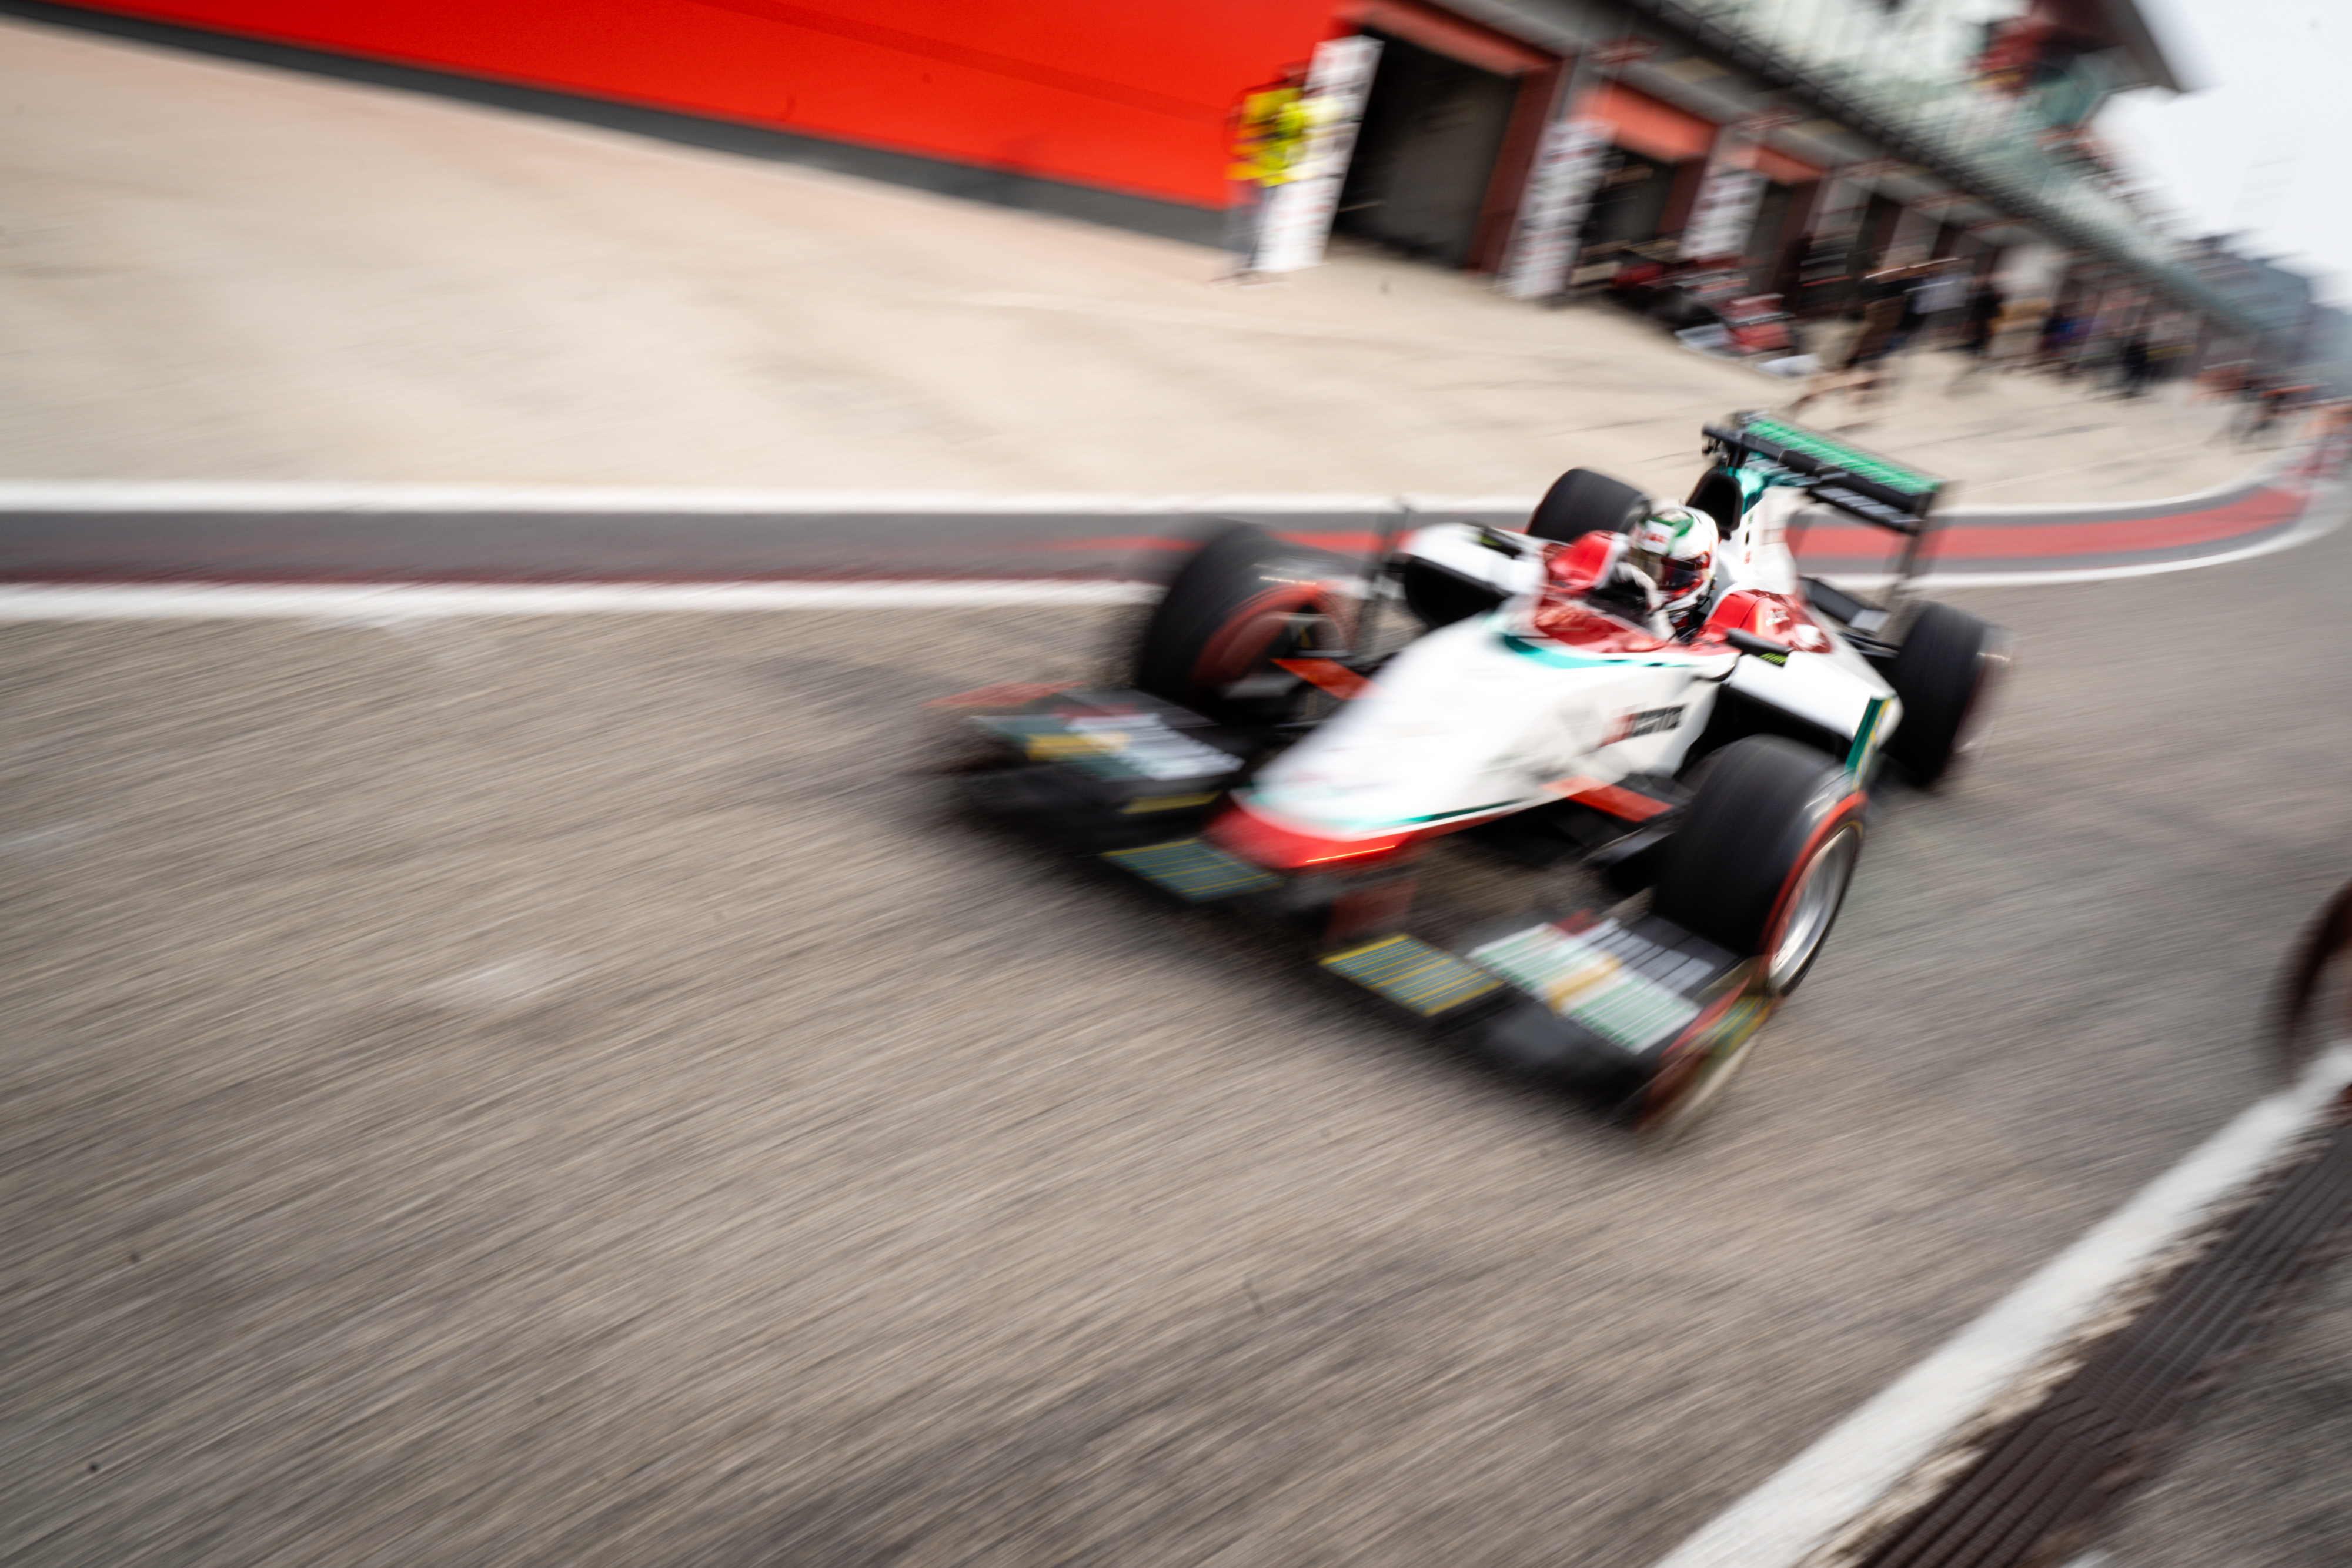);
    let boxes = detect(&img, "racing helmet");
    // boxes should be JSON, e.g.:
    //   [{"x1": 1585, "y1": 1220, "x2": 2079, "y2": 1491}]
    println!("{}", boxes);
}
[{"x1": 1624, "y1": 504, "x2": 1719, "y2": 620}]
